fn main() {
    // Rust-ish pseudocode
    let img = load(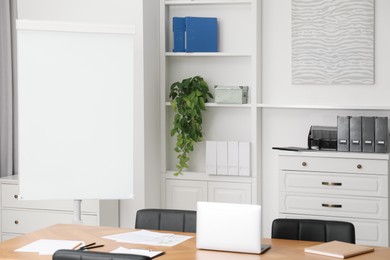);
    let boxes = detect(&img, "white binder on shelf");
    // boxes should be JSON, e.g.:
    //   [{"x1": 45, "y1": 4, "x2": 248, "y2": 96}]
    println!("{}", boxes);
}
[
  {"x1": 239, "y1": 142, "x2": 250, "y2": 176},
  {"x1": 206, "y1": 141, "x2": 217, "y2": 175},
  {"x1": 216, "y1": 141, "x2": 228, "y2": 175},
  {"x1": 228, "y1": 141, "x2": 239, "y2": 176}
]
